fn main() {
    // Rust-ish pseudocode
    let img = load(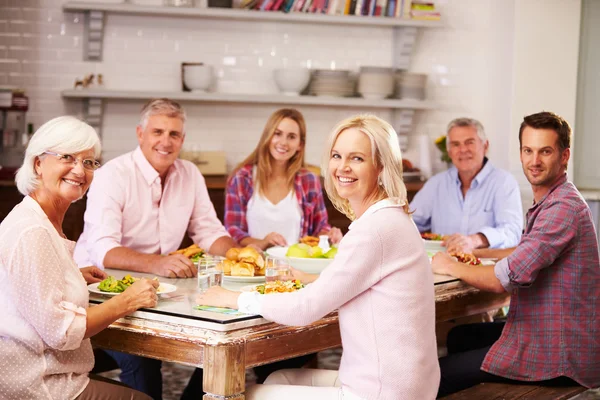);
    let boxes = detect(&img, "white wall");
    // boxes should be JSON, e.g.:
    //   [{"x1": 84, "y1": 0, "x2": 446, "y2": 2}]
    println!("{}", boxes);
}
[{"x1": 0, "y1": 0, "x2": 582, "y2": 193}]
